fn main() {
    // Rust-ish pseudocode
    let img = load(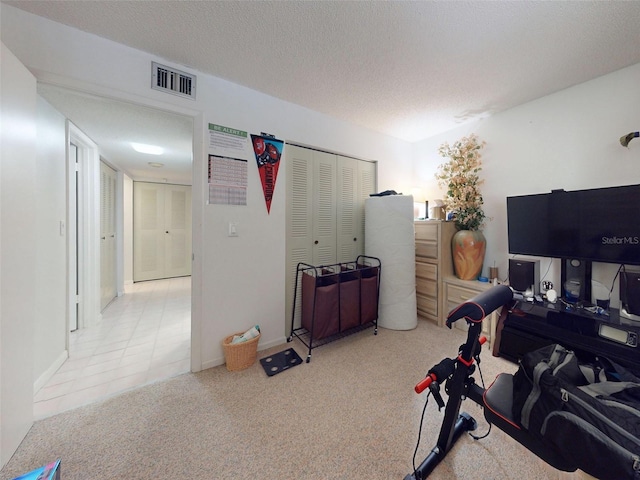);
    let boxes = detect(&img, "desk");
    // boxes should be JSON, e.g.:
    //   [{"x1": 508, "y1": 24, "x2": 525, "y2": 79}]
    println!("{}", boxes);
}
[{"x1": 497, "y1": 299, "x2": 640, "y2": 375}]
